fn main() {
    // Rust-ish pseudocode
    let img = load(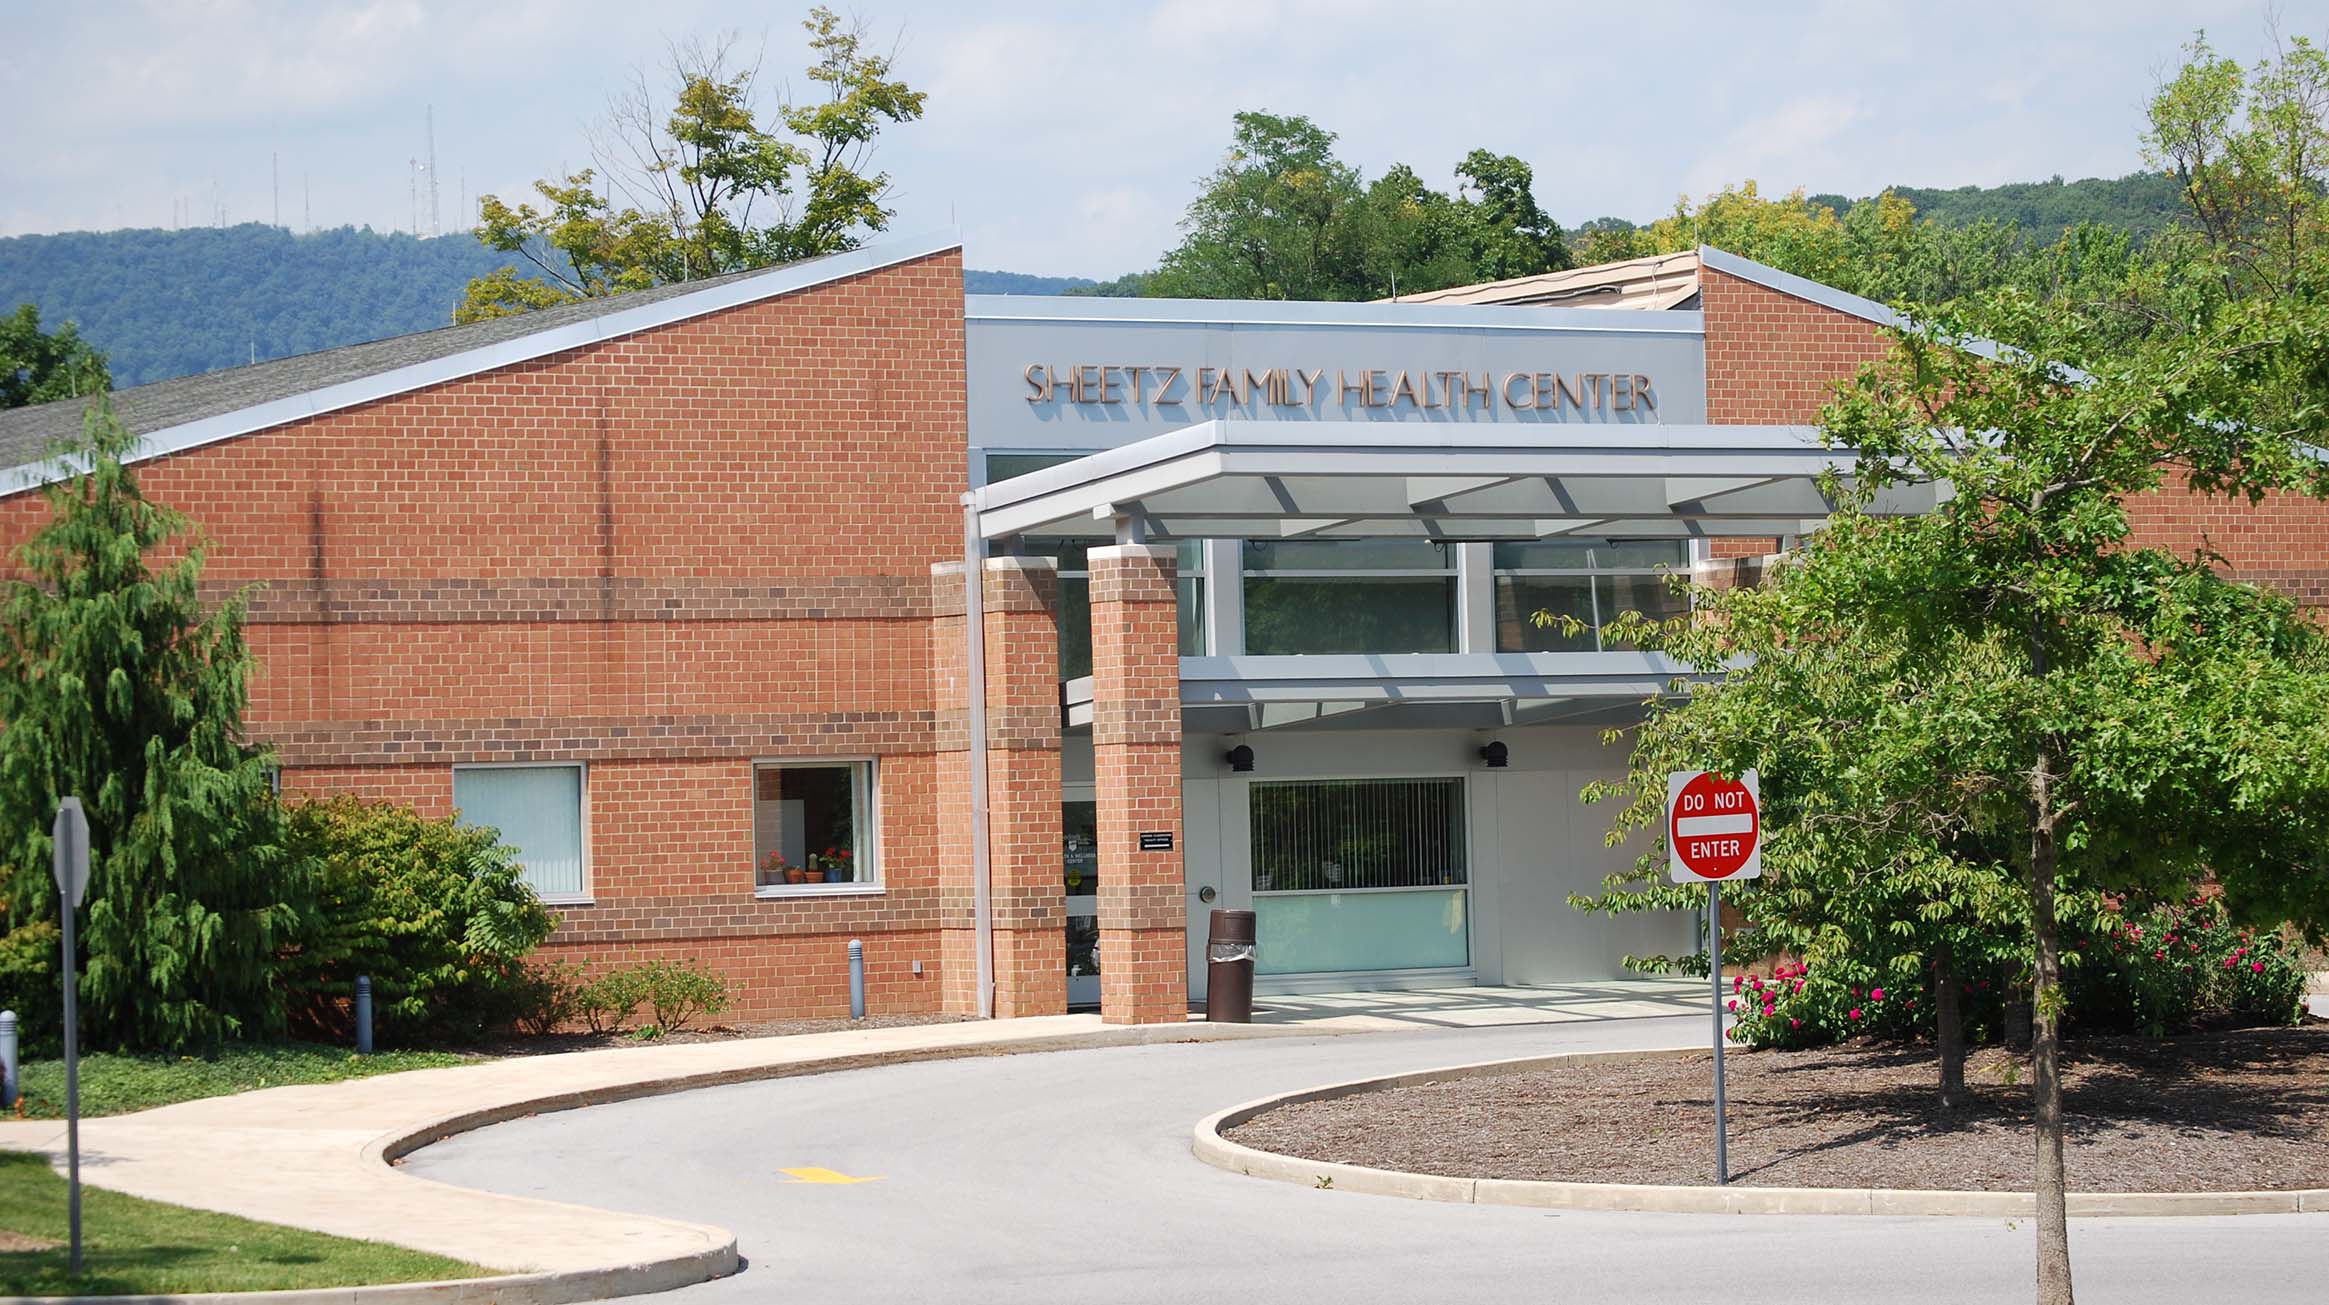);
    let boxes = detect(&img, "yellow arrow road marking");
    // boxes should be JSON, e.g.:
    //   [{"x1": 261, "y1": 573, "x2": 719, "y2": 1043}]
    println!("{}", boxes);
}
[{"x1": 781, "y1": 1166, "x2": 882, "y2": 1184}]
